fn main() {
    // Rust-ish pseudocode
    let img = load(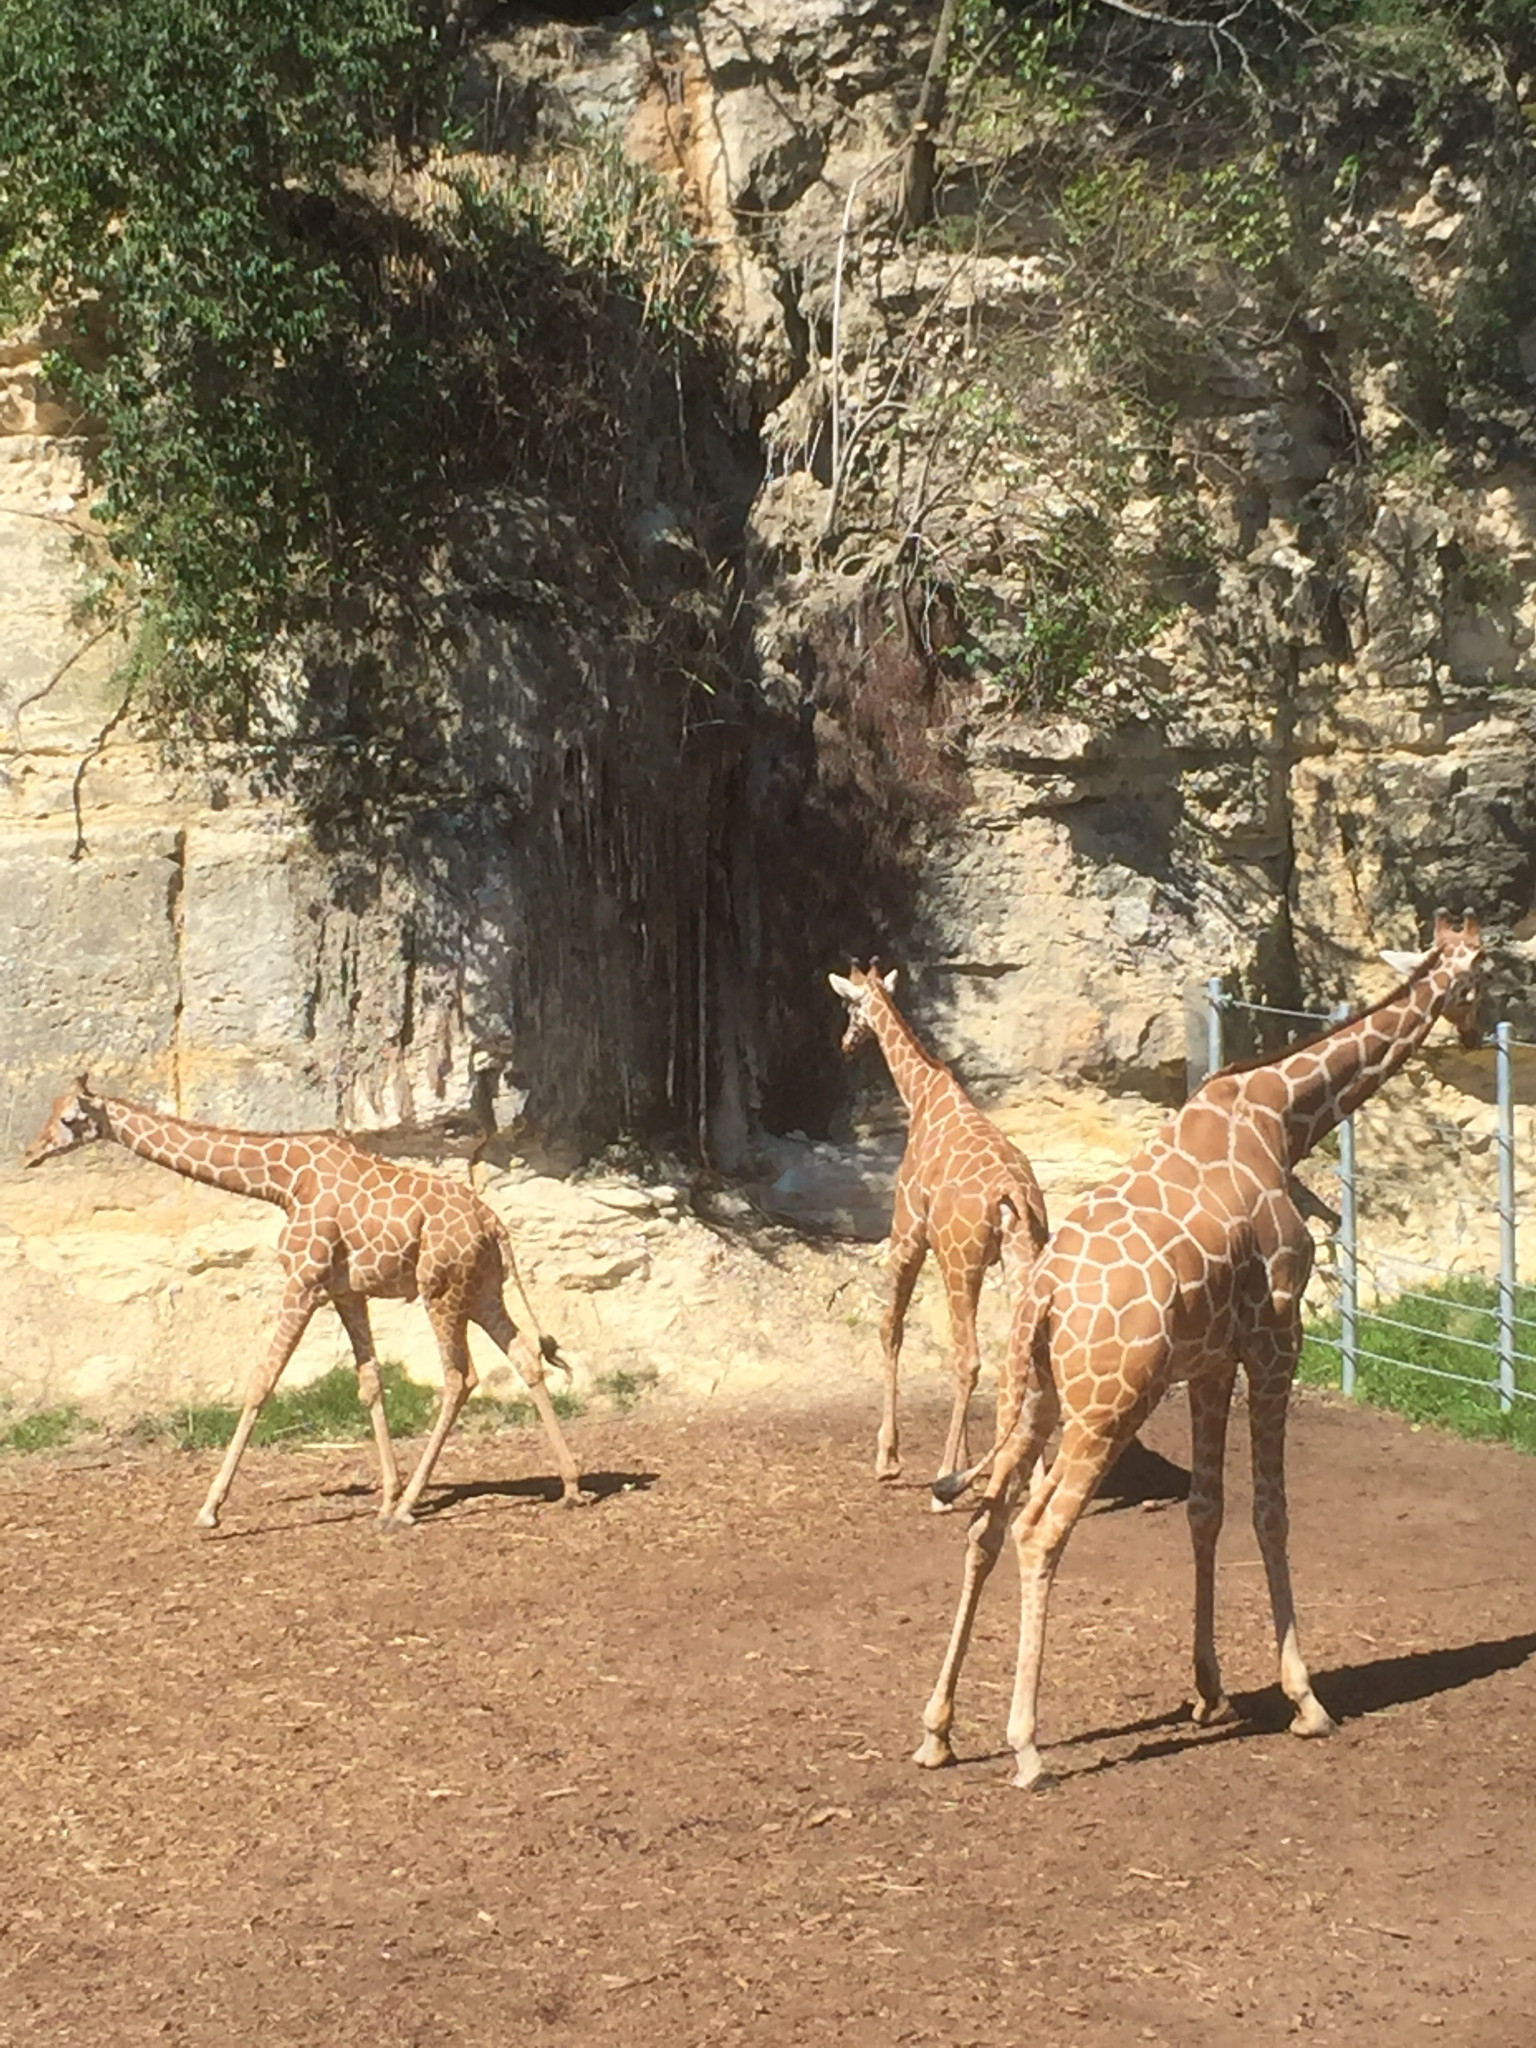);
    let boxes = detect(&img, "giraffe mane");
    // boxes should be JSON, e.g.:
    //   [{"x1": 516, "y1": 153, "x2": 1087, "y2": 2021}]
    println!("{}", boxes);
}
[{"x1": 1208, "y1": 969, "x2": 1430, "y2": 1081}]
